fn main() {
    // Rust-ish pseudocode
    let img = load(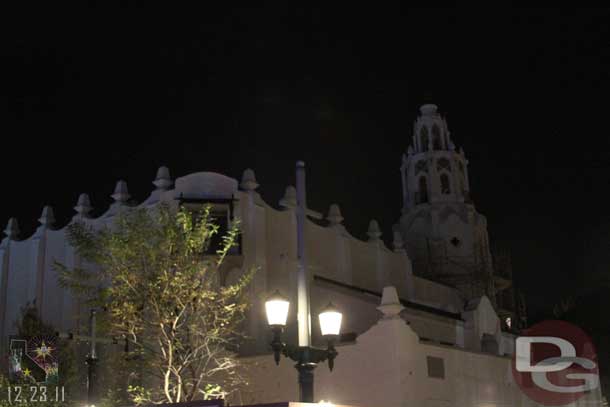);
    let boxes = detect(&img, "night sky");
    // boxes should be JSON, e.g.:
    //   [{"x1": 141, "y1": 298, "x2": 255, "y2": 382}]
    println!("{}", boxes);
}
[{"x1": 0, "y1": 6, "x2": 606, "y2": 322}]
